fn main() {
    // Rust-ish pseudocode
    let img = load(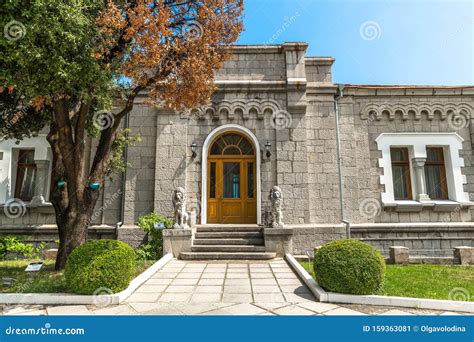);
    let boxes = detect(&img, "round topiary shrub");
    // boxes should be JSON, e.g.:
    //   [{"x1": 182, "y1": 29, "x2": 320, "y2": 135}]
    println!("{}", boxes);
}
[
  {"x1": 314, "y1": 239, "x2": 385, "y2": 295},
  {"x1": 65, "y1": 240, "x2": 136, "y2": 294}
]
